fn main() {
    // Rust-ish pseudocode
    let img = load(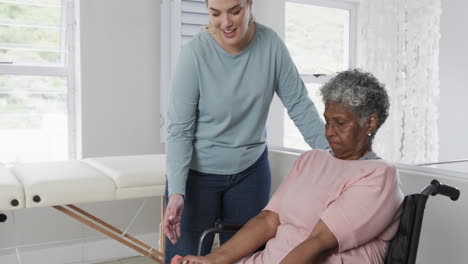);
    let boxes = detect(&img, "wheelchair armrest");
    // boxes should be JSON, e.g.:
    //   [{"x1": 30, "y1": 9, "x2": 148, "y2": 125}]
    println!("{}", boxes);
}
[
  {"x1": 197, "y1": 222, "x2": 243, "y2": 256},
  {"x1": 215, "y1": 222, "x2": 243, "y2": 231}
]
